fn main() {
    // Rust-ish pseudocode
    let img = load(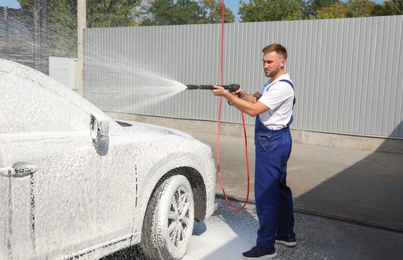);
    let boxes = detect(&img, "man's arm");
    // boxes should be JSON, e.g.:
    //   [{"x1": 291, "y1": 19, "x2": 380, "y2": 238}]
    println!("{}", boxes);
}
[
  {"x1": 235, "y1": 88, "x2": 262, "y2": 103},
  {"x1": 211, "y1": 85, "x2": 268, "y2": 117}
]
